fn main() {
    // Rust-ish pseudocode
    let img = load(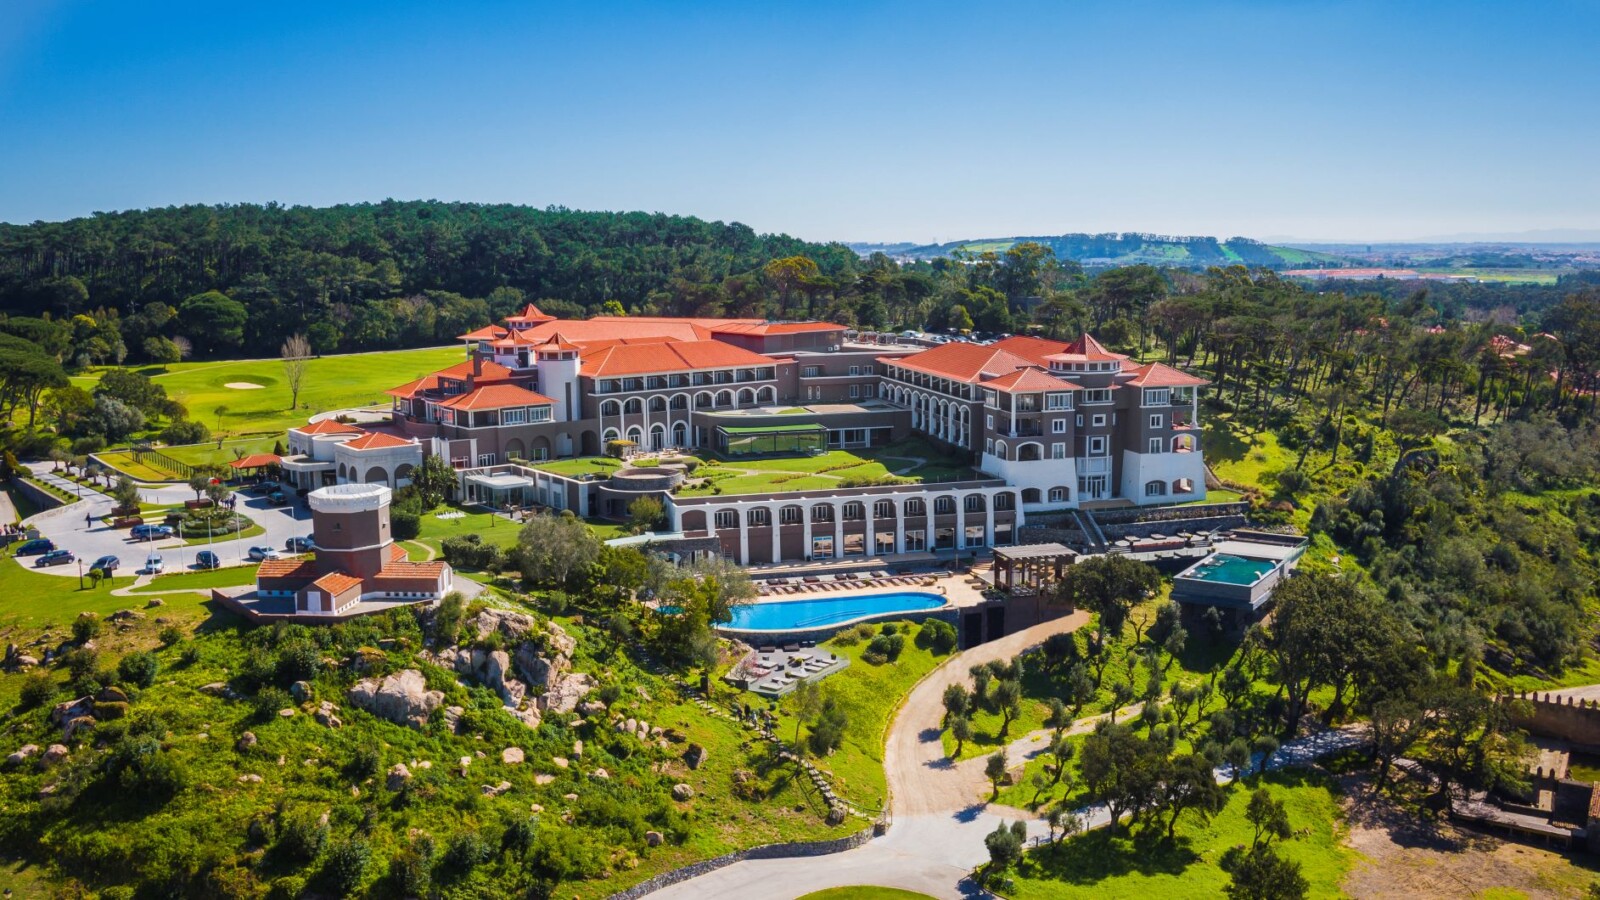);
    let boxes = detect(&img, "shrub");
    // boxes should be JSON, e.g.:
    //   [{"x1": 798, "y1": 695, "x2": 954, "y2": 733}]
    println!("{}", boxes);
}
[
  {"x1": 347, "y1": 746, "x2": 382, "y2": 781},
  {"x1": 321, "y1": 838, "x2": 371, "y2": 895},
  {"x1": 19, "y1": 672, "x2": 57, "y2": 708},
  {"x1": 109, "y1": 733, "x2": 186, "y2": 802},
  {"x1": 275, "y1": 809, "x2": 329, "y2": 863},
  {"x1": 254, "y1": 686, "x2": 292, "y2": 721},
  {"x1": 160, "y1": 419, "x2": 210, "y2": 446},
  {"x1": 917, "y1": 619, "x2": 958, "y2": 654},
  {"x1": 71, "y1": 435, "x2": 106, "y2": 455},
  {"x1": 274, "y1": 641, "x2": 322, "y2": 685},
  {"x1": 880, "y1": 622, "x2": 900, "y2": 636},
  {"x1": 864, "y1": 632, "x2": 906, "y2": 664},
  {"x1": 159, "y1": 625, "x2": 184, "y2": 646},
  {"x1": 439, "y1": 831, "x2": 490, "y2": 878},
  {"x1": 117, "y1": 650, "x2": 159, "y2": 688},
  {"x1": 390, "y1": 507, "x2": 421, "y2": 540},
  {"x1": 72, "y1": 613, "x2": 102, "y2": 644}
]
